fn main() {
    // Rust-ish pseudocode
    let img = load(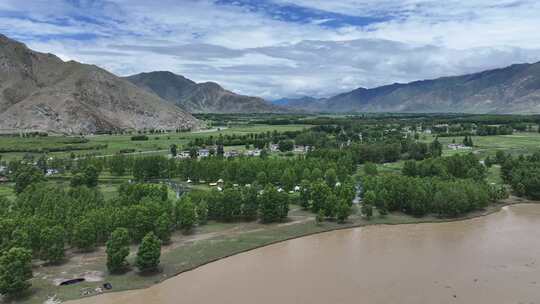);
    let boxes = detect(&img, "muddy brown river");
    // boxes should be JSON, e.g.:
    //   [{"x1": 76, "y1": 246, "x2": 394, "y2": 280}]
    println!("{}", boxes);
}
[{"x1": 70, "y1": 204, "x2": 540, "y2": 304}]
